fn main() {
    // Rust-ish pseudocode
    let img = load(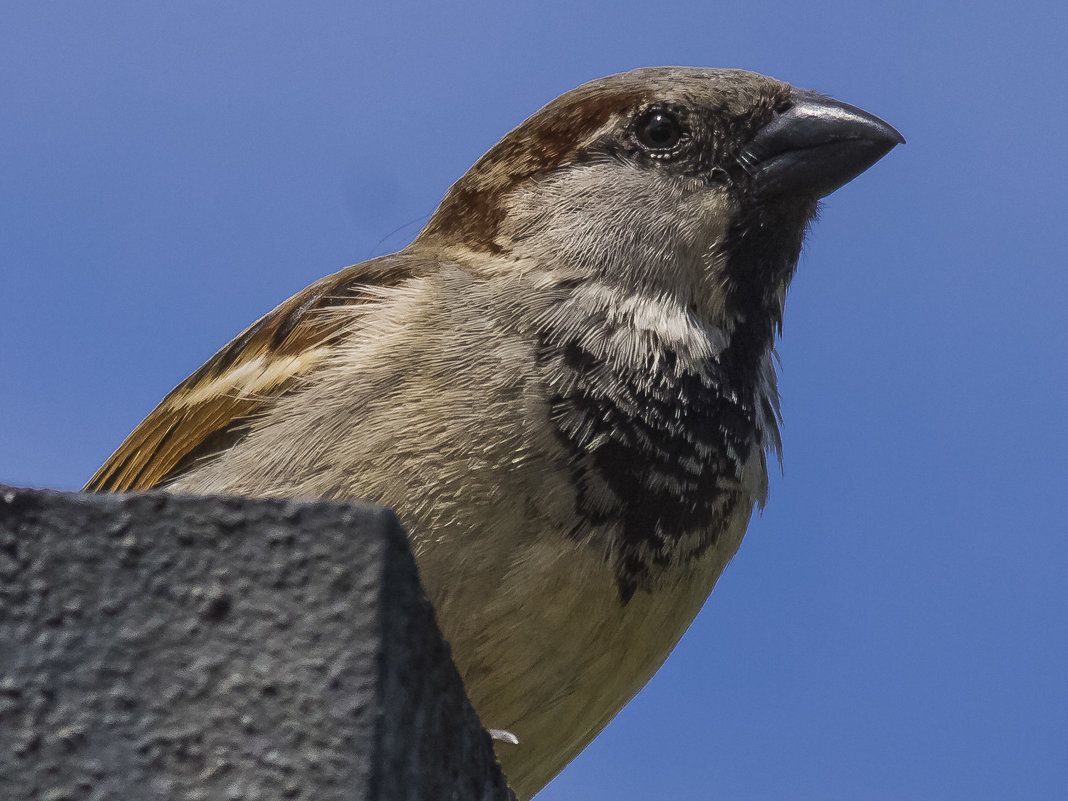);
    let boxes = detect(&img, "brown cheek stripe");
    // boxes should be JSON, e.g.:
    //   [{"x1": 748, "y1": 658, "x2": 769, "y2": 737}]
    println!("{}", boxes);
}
[{"x1": 417, "y1": 90, "x2": 648, "y2": 253}]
